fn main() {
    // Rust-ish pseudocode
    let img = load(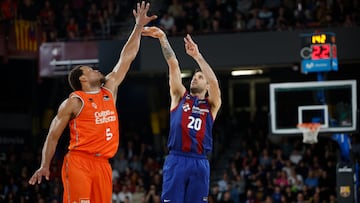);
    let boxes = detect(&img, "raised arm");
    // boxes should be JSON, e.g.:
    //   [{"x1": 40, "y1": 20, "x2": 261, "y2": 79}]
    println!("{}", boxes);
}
[
  {"x1": 104, "y1": 1, "x2": 157, "y2": 98},
  {"x1": 142, "y1": 26, "x2": 186, "y2": 109},
  {"x1": 184, "y1": 34, "x2": 222, "y2": 118},
  {"x1": 28, "y1": 97, "x2": 81, "y2": 185}
]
